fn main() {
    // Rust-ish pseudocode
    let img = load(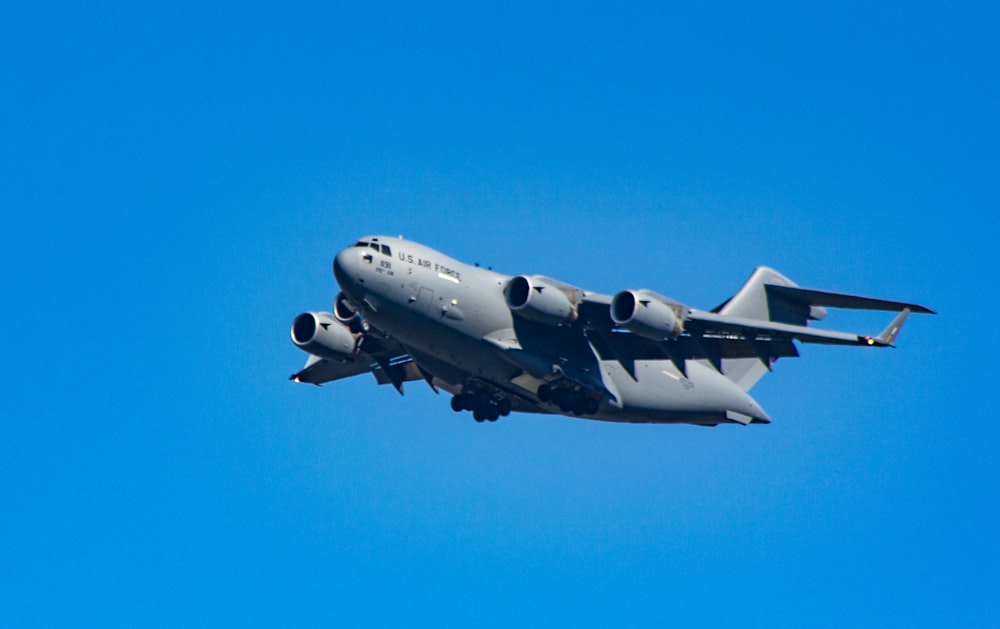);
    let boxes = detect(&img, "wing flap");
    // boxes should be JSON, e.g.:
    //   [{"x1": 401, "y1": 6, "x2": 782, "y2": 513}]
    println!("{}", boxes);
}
[
  {"x1": 687, "y1": 310, "x2": 876, "y2": 346},
  {"x1": 371, "y1": 358, "x2": 426, "y2": 393}
]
